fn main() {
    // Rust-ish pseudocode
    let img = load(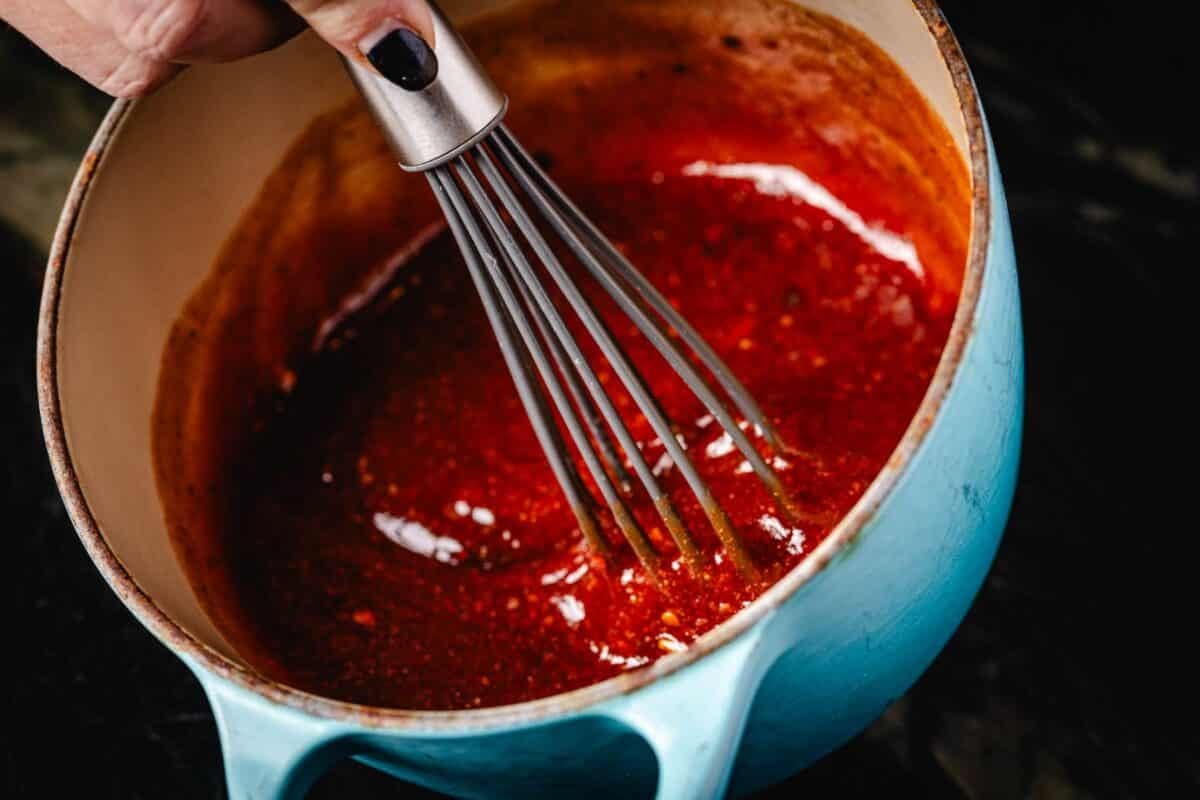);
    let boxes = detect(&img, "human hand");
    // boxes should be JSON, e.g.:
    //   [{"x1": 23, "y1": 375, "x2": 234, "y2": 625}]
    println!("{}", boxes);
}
[{"x1": 0, "y1": 0, "x2": 436, "y2": 97}]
